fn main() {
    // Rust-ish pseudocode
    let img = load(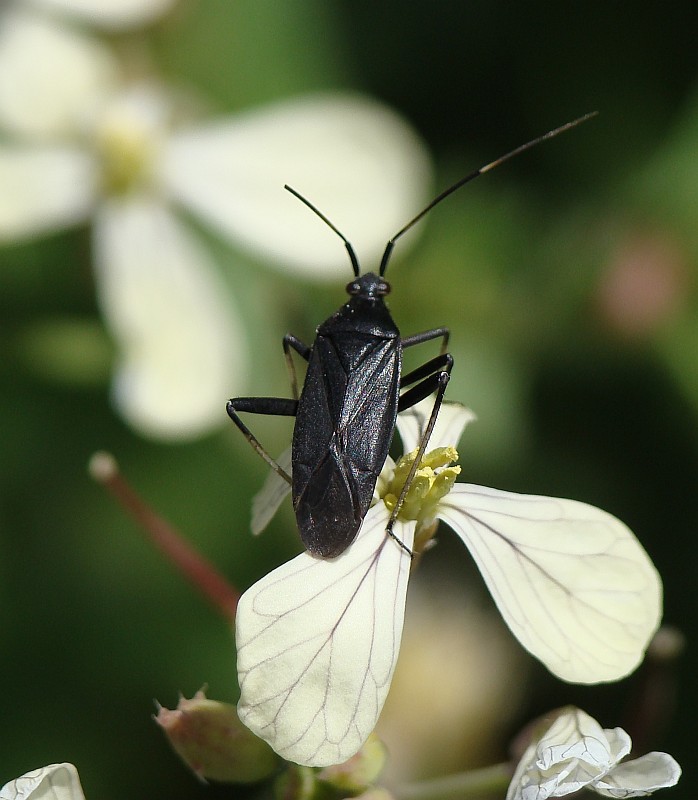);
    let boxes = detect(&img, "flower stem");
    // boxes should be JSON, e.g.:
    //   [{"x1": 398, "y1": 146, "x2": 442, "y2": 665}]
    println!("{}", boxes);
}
[
  {"x1": 393, "y1": 763, "x2": 511, "y2": 800},
  {"x1": 88, "y1": 451, "x2": 239, "y2": 622}
]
